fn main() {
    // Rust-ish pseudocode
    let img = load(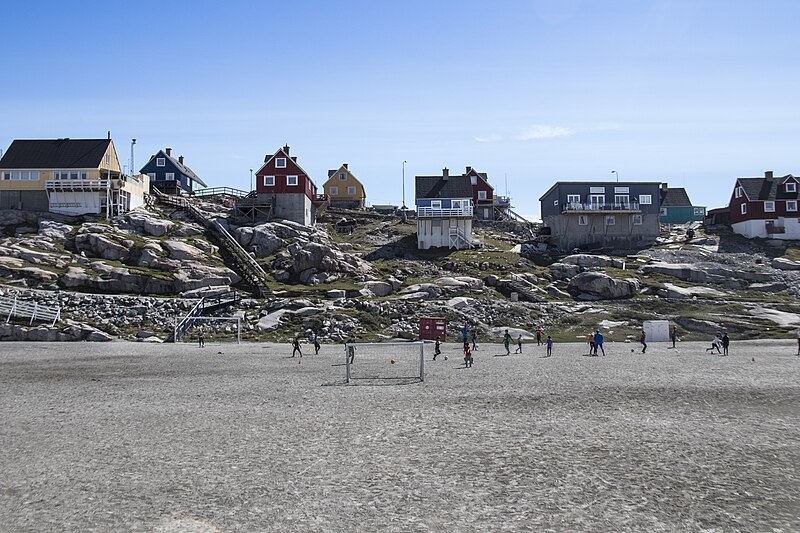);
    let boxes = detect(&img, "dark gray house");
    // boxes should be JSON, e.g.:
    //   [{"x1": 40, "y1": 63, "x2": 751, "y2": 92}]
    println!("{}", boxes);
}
[
  {"x1": 140, "y1": 148, "x2": 206, "y2": 195},
  {"x1": 539, "y1": 181, "x2": 662, "y2": 251}
]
